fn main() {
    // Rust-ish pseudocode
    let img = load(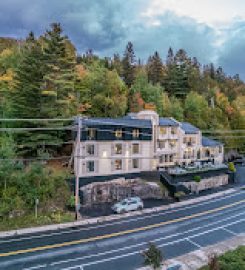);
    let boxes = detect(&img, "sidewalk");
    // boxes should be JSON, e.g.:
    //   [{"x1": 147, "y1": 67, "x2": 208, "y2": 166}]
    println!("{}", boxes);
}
[
  {"x1": 139, "y1": 234, "x2": 245, "y2": 270},
  {"x1": 0, "y1": 187, "x2": 239, "y2": 238}
]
